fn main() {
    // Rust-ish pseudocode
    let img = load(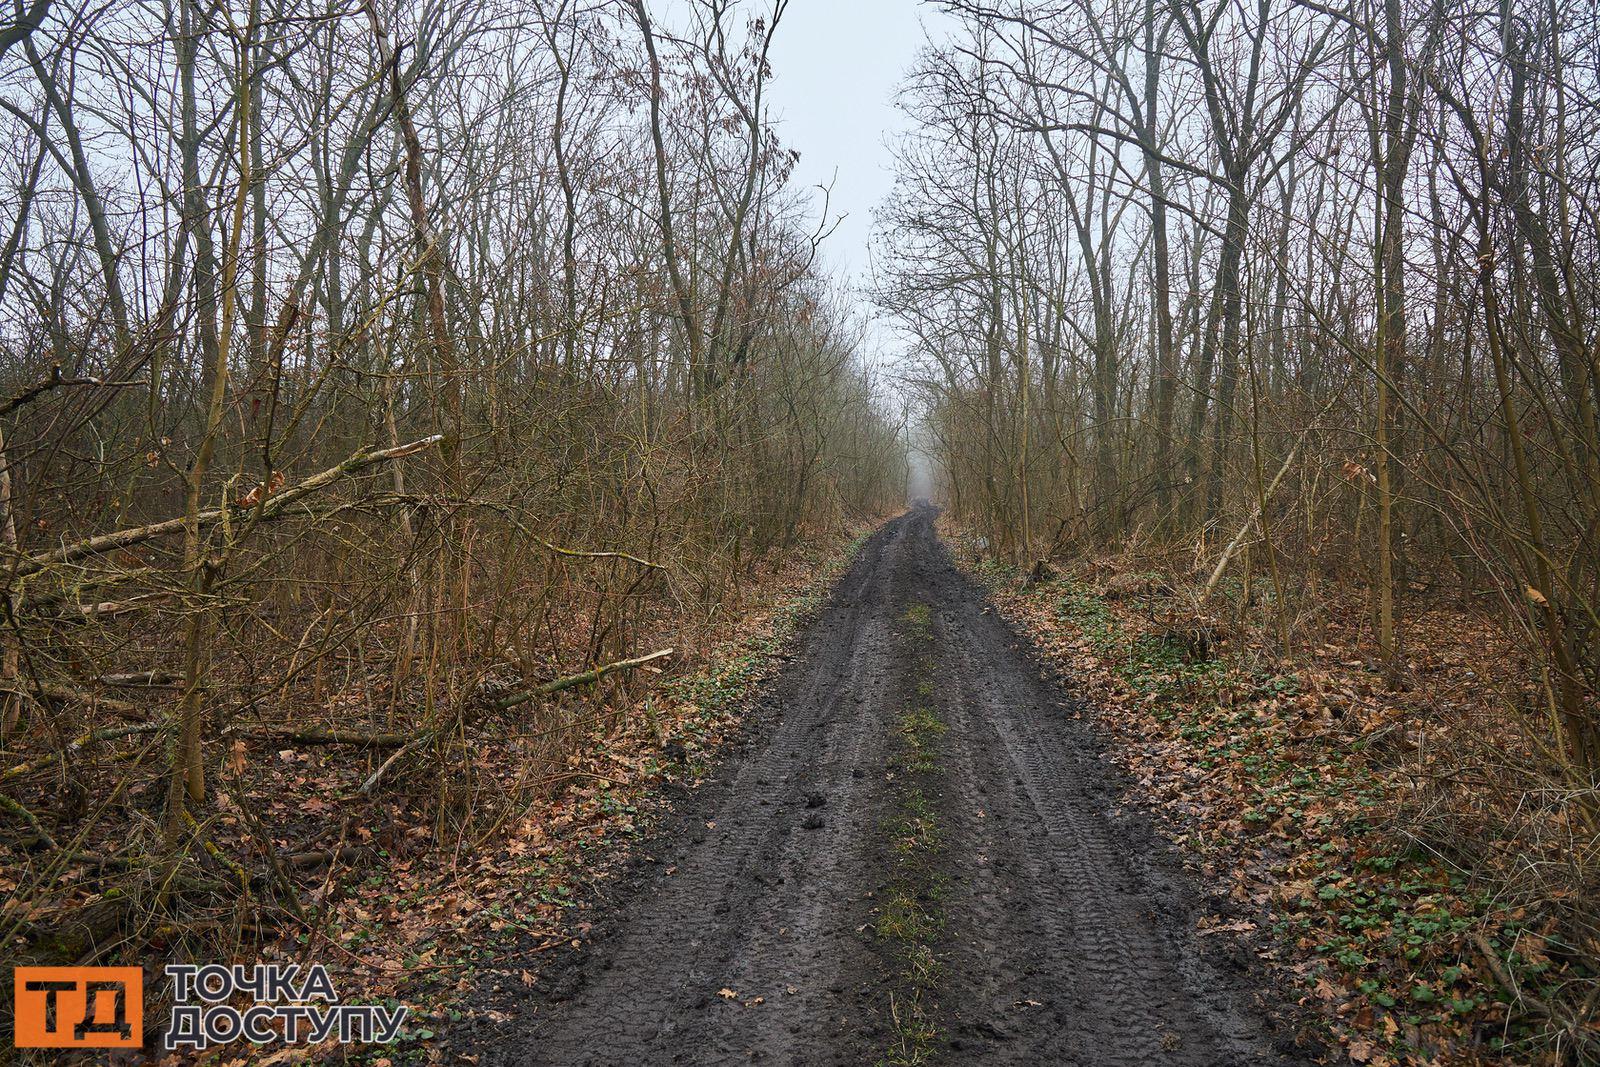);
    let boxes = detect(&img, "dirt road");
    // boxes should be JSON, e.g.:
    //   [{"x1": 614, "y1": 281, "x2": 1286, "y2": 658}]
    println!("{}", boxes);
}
[{"x1": 487, "y1": 508, "x2": 1310, "y2": 1065}]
